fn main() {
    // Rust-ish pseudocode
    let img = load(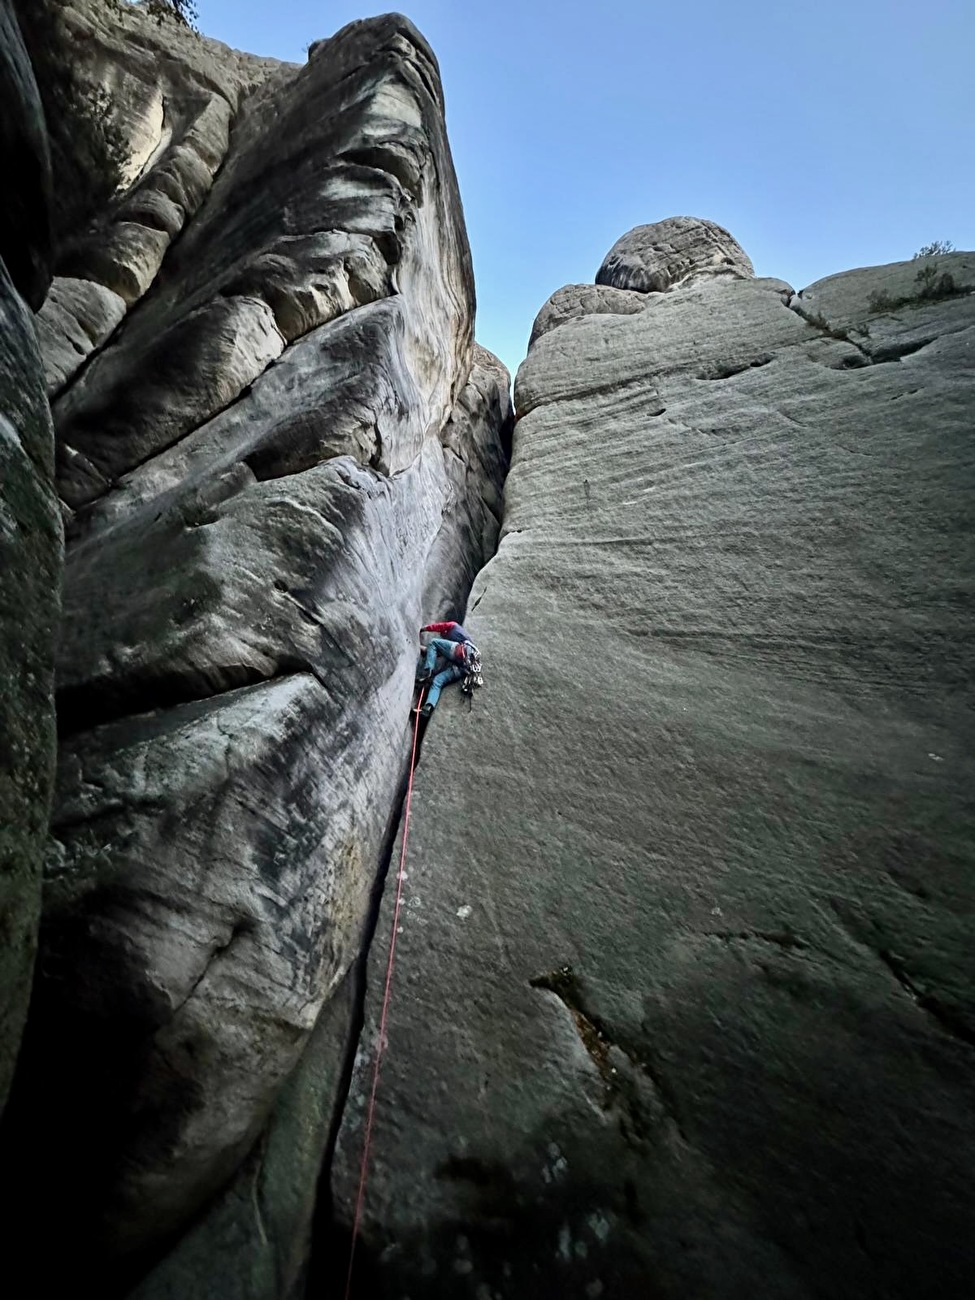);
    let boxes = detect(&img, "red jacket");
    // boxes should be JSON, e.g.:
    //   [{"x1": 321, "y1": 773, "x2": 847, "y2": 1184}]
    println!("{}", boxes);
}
[{"x1": 422, "y1": 621, "x2": 472, "y2": 645}]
